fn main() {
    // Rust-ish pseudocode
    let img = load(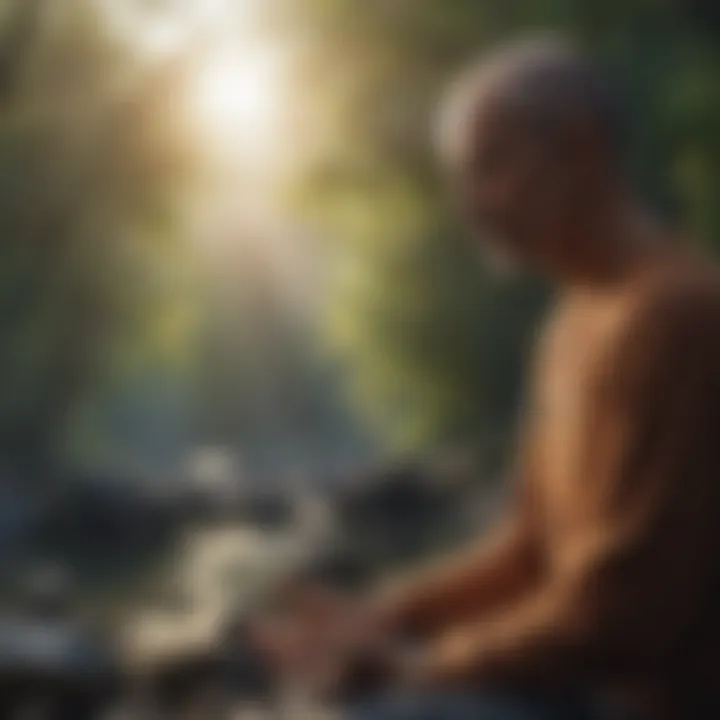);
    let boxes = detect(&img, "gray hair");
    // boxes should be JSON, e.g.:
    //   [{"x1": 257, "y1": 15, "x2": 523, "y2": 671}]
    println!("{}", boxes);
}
[{"x1": 437, "y1": 33, "x2": 626, "y2": 165}]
